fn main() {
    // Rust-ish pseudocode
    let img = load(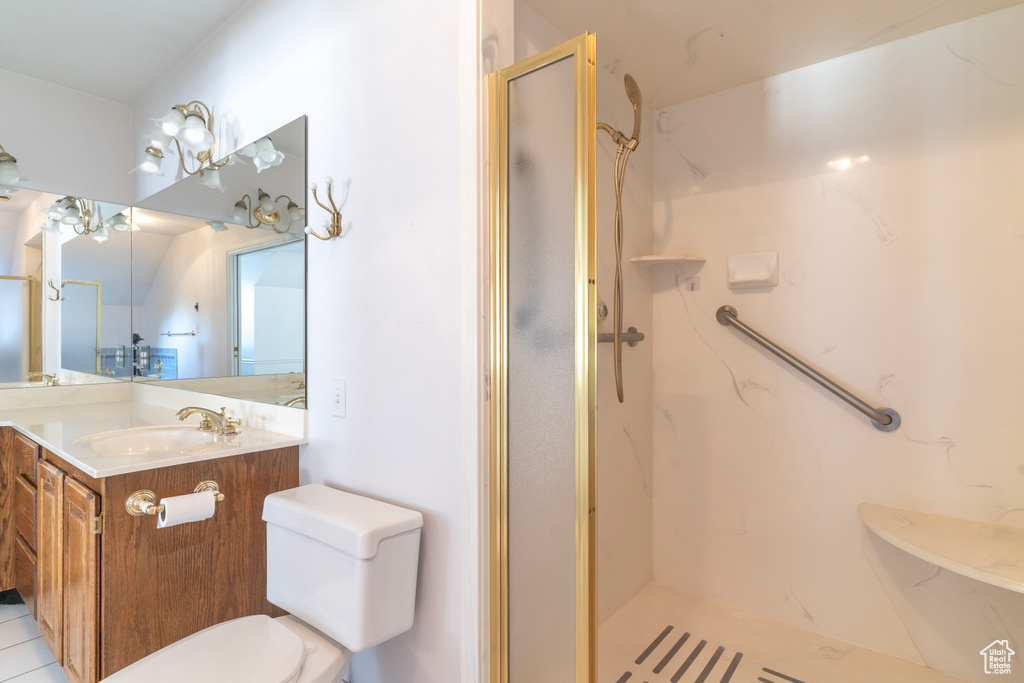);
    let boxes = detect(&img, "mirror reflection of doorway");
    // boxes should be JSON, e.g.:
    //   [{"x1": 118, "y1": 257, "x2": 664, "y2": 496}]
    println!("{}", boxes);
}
[
  {"x1": 230, "y1": 238, "x2": 304, "y2": 377},
  {"x1": 60, "y1": 280, "x2": 101, "y2": 374}
]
